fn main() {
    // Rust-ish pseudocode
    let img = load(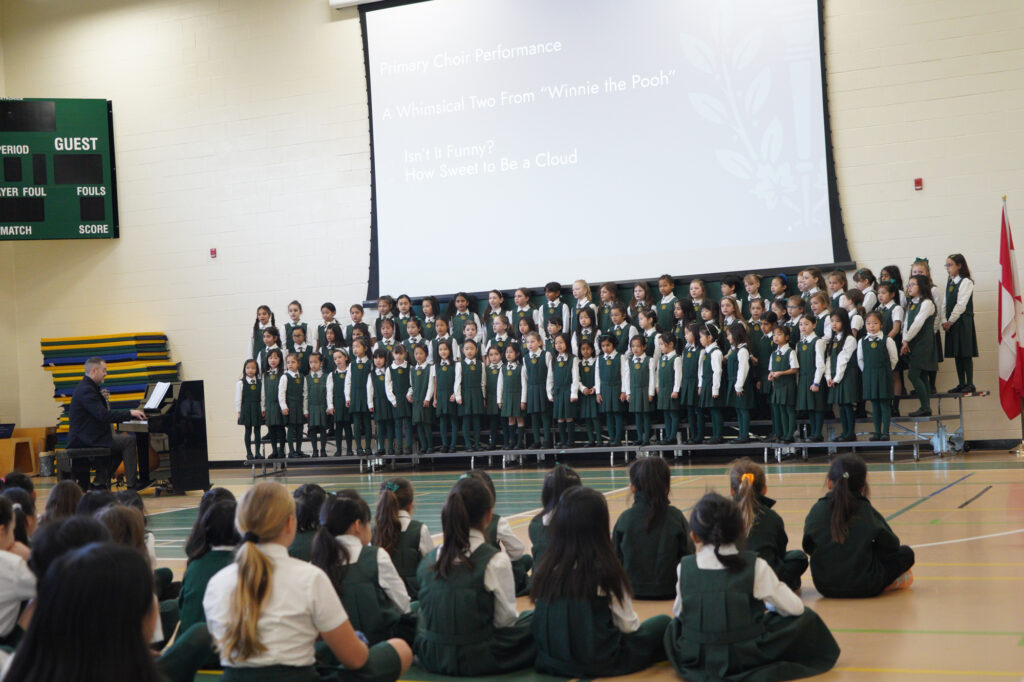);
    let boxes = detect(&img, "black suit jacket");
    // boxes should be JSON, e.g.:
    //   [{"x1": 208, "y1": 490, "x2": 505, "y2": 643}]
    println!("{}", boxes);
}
[{"x1": 67, "y1": 376, "x2": 132, "y2": 449}]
